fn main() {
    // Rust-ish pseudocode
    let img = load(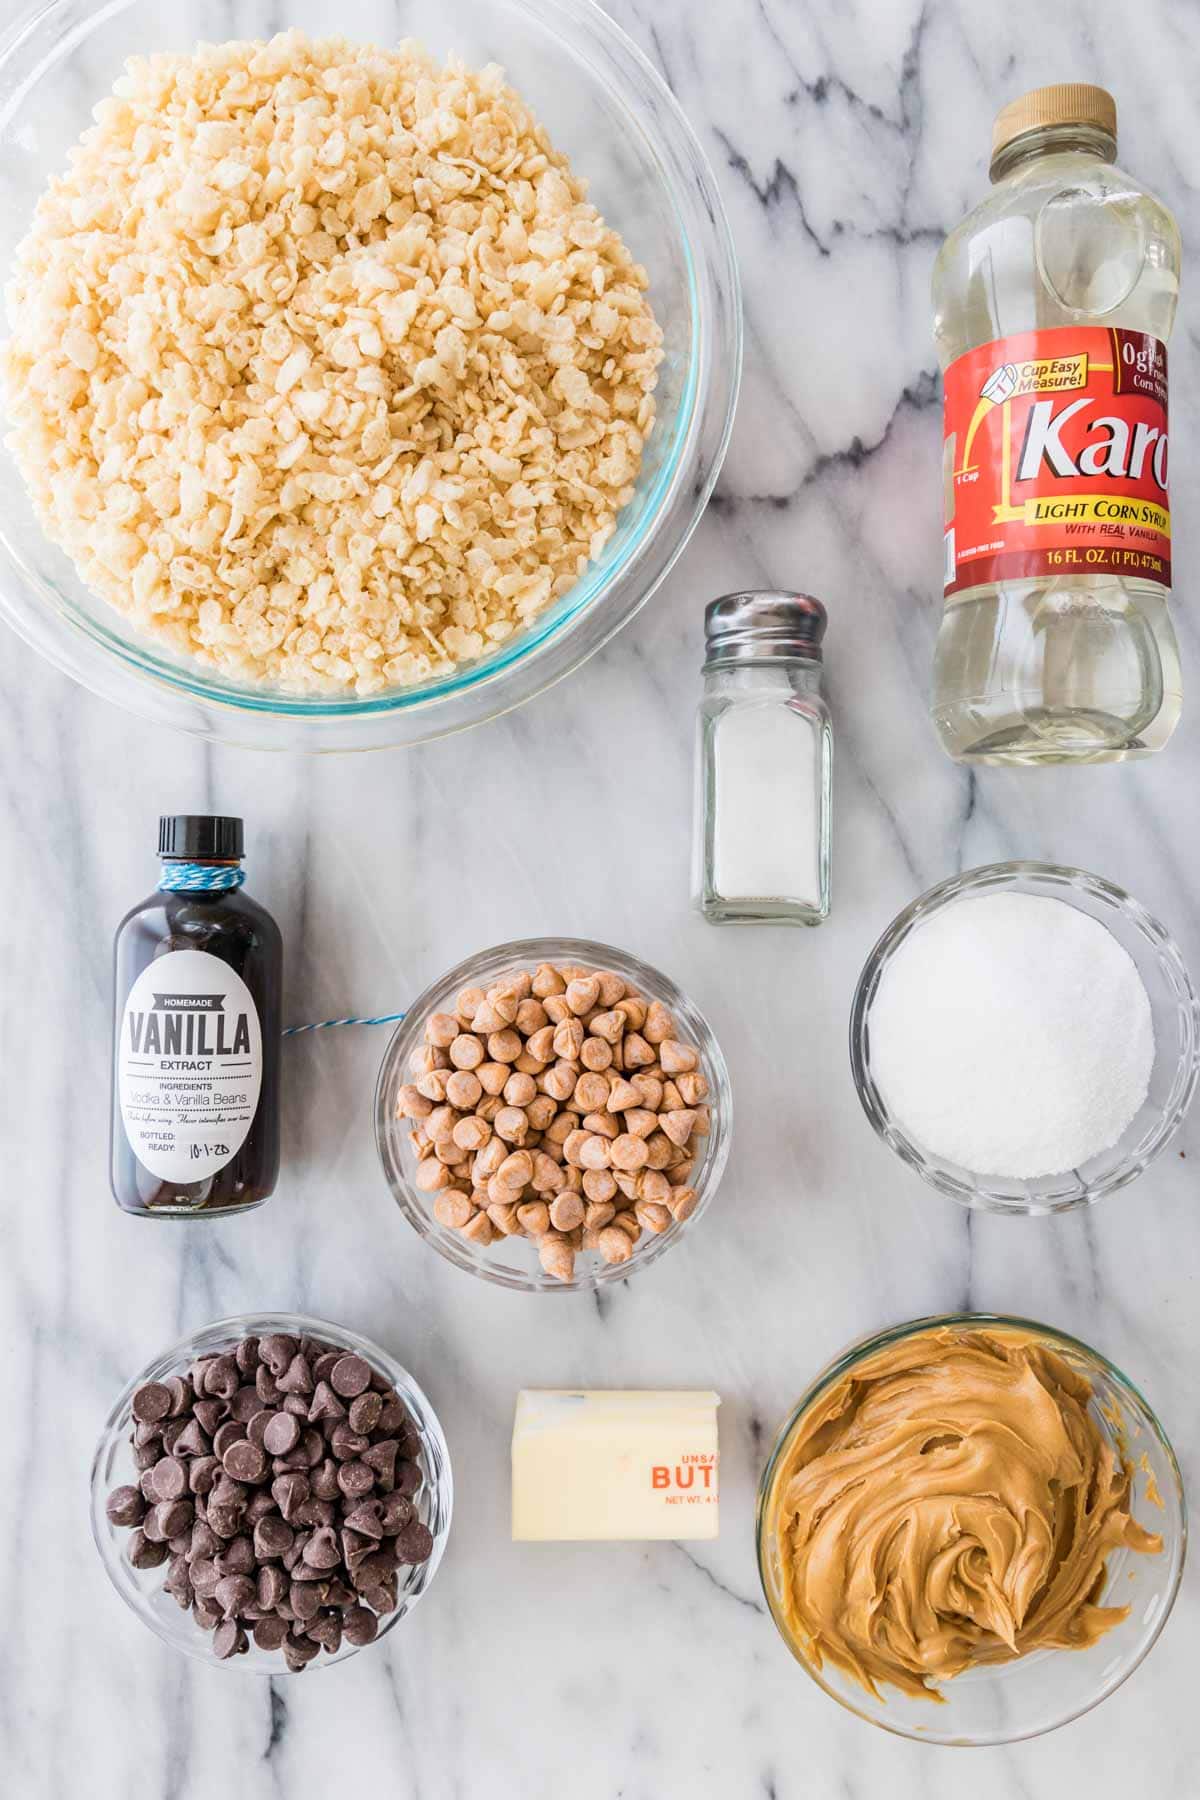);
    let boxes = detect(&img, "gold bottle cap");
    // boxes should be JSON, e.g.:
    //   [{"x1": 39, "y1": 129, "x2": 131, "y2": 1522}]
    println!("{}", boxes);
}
[{"x1": 991, "y1": 84, "x2": 1116, "y2": 171}]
